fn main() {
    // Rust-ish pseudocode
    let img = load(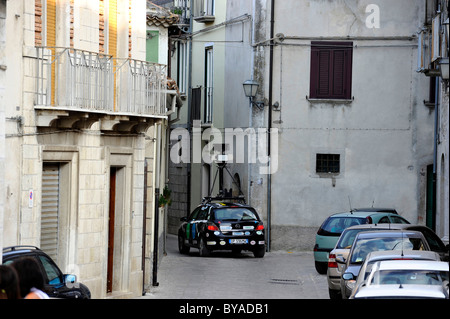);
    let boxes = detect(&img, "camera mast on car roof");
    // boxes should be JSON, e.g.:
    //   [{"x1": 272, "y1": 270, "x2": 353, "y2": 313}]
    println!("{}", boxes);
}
[
  {"x1": 202, "y1": 195, "x2": 247, "y2": 205},
  {"x1": 205, "y1": 159, "x2": 246, "y2": 204}
]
